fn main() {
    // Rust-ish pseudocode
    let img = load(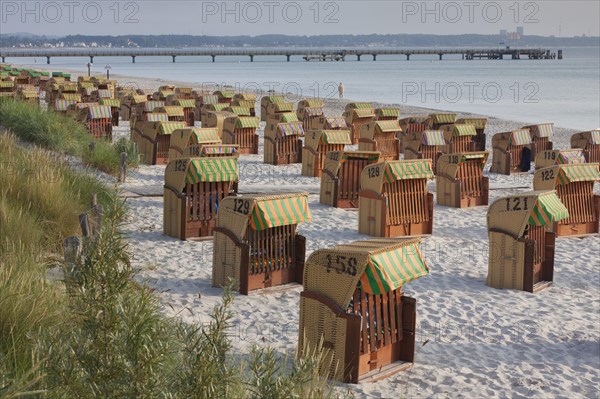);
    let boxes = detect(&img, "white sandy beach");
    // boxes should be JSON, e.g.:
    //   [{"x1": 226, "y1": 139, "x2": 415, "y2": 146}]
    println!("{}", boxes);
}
[{"x1": 29, "y1": 67, "x2": 600, "y2": 398}]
